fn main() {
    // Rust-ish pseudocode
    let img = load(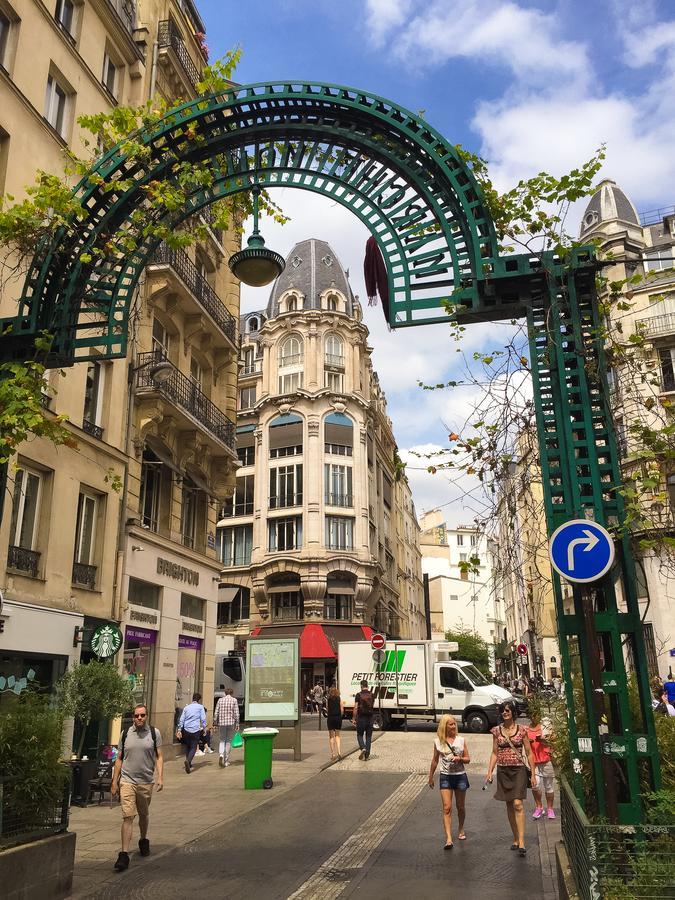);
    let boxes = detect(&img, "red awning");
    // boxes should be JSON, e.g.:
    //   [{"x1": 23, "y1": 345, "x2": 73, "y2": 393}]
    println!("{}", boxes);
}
[
  {"x1": 300, "y1": 623, "x2": 336, "y2": 660},
  {"x1": 247, "y1": 623, "x2": 372, "y2": 660}
]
